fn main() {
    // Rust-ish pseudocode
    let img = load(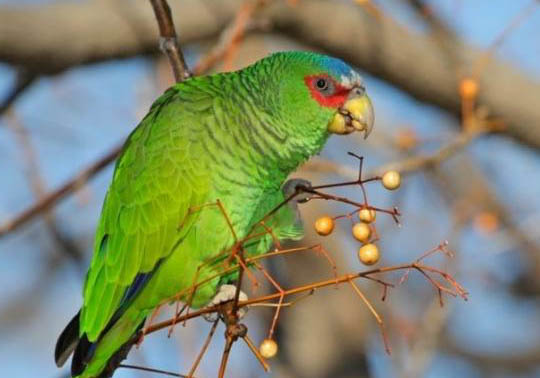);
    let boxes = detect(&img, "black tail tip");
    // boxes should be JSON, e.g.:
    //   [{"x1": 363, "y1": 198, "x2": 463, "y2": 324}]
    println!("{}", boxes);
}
[{"x1": 55, "y1": 311, "x2": 80, "y2": 368}]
